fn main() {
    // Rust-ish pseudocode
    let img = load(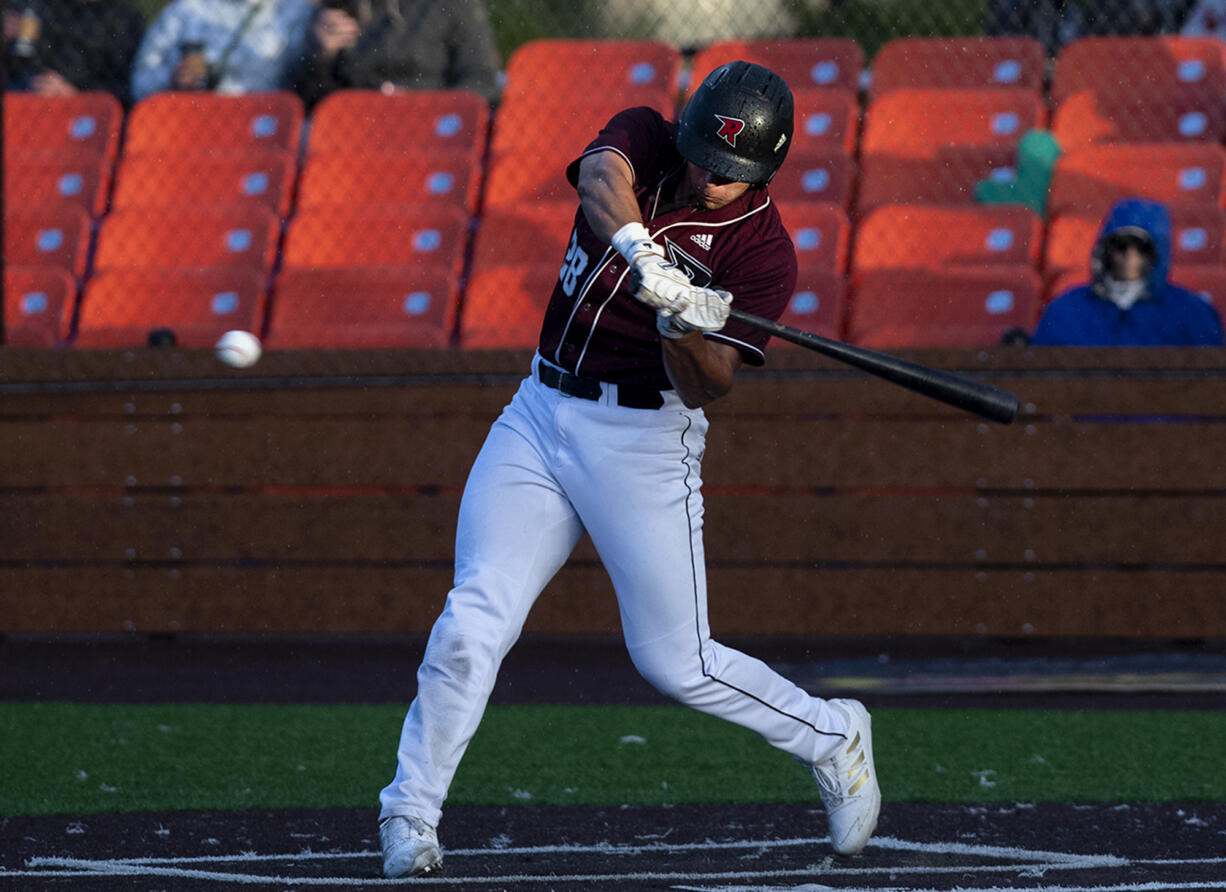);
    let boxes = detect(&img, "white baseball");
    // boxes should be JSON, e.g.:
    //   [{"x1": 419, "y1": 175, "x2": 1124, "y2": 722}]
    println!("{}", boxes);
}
[{"x1": 214, "y1": 330, "x2": 262, "y2": 368}]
